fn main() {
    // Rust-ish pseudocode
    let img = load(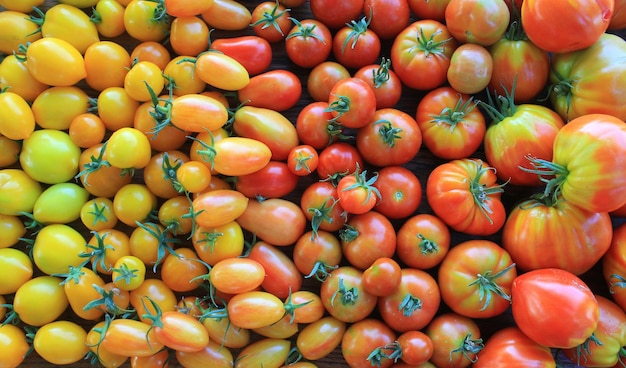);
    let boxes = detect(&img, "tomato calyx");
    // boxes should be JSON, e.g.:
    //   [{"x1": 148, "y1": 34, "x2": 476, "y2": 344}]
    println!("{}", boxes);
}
[
  {"x1": 367, "y1": 342, "x2": 402, "y2": 367},
  {"x1": 545, "y1": 72, "x2": 576, "y2": 121},
  {"x1": 609, "y1": 274, "x2": 626, "y2": 295},
  {"x1": 430, "y1": 95, "x2": 477, "y2": 132},
  {"x1": 369, "y1": 57, "x2": 392, "y2": 88},
  {"x1": 160, "y1": 152, "x2": 184, "y2": 194},
  {"x1": 83, "y1": 284, "x2": 135, "y2": 318},
  {"x1": 283, "y1": 289, "x2": 313, "y2": 323},
  {"x1": 285, "y1": 17, "x2": 326, "y2": 43},
  {"x1": 478, "y1": 82, "x2": 518, "y2": 125},
  {"x1": 467, "y1": 263, "x2": 516, "y2": 311},
  {"x1": 135, "y1": 221, "x2": 181, "y2": 272},
  {"x1": 251, "y1": 0, "x2": 291, "y2": 37},
  {"x1": 417, "y1": 233, "x2": 439, "y2": 255},
  {"x1": 325, "y1": 95, "x2": 351, "y2": 123},
  {"x1": 339, "y1": 224, "x2": 359, "y2": 243},
  {"x1": 398, "y1": 293, "x2": 422, "y2": 317},
  {"x1": 187, "y1": 132, "x2": 217, "y2": 171},
  {"x1": 571, "y1": 333, "x2": 604, "y2": 366},
  {"x1": 0, "y1": 303, "x2": 20, "y2": 327},
  {"x1": 519, "y1": 156, "x2": 569, "y2": 204},
  {"x1": 341, "y1": 15, "x2": 371, "y2": 54},
  {"x1": 449, "y1": 333, "x2": 484, "y2": 363},
  {"x1": 307, "y1": 197, "x2": 341, "y2": 238},
  {"x1": 149, "y1": 0, "x2": 170, "y2": 26},
  {"x1": 80, "y1": 230, "x2": 113, "y2": 274},
  {"x1": 144, "y1": 80, "x2": 176, "y2": 138},
  {"x1": 338, "y1": 164, "x2": 382, "y2": 210},
  {"x1": 410, "y1": 26, "x2": 452, "y2": 57},
  {"x1": 330, "y1": 278, "x2": 359, "y2": 306},
  {"x1": 141, "y1": 296, "x2": 168, "y2": 329},
  {"x1": 467, "y1": 161, "x2": 507, "y2": 224},
  {"x1": 374, "y1": 119, "x2": 403, "y2": 148},
  {"x1": 25, "y1": 7, "x2": 46, "y2": 37},
  {"x1": 53, "y1": 265, "x2": 88, "y2": 286},
  {"x1": 16, "y1": 212, "x2": 43, "y2": 235},
  {"x1": 304, "y1": 260, "x2": 338, "y2": 282}
]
